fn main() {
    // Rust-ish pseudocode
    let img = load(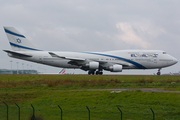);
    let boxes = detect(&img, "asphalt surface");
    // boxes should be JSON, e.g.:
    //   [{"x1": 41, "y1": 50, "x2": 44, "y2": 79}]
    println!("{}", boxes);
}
[{"x1": 75, "y1": 88, "x2": 180, "y2": 93}]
